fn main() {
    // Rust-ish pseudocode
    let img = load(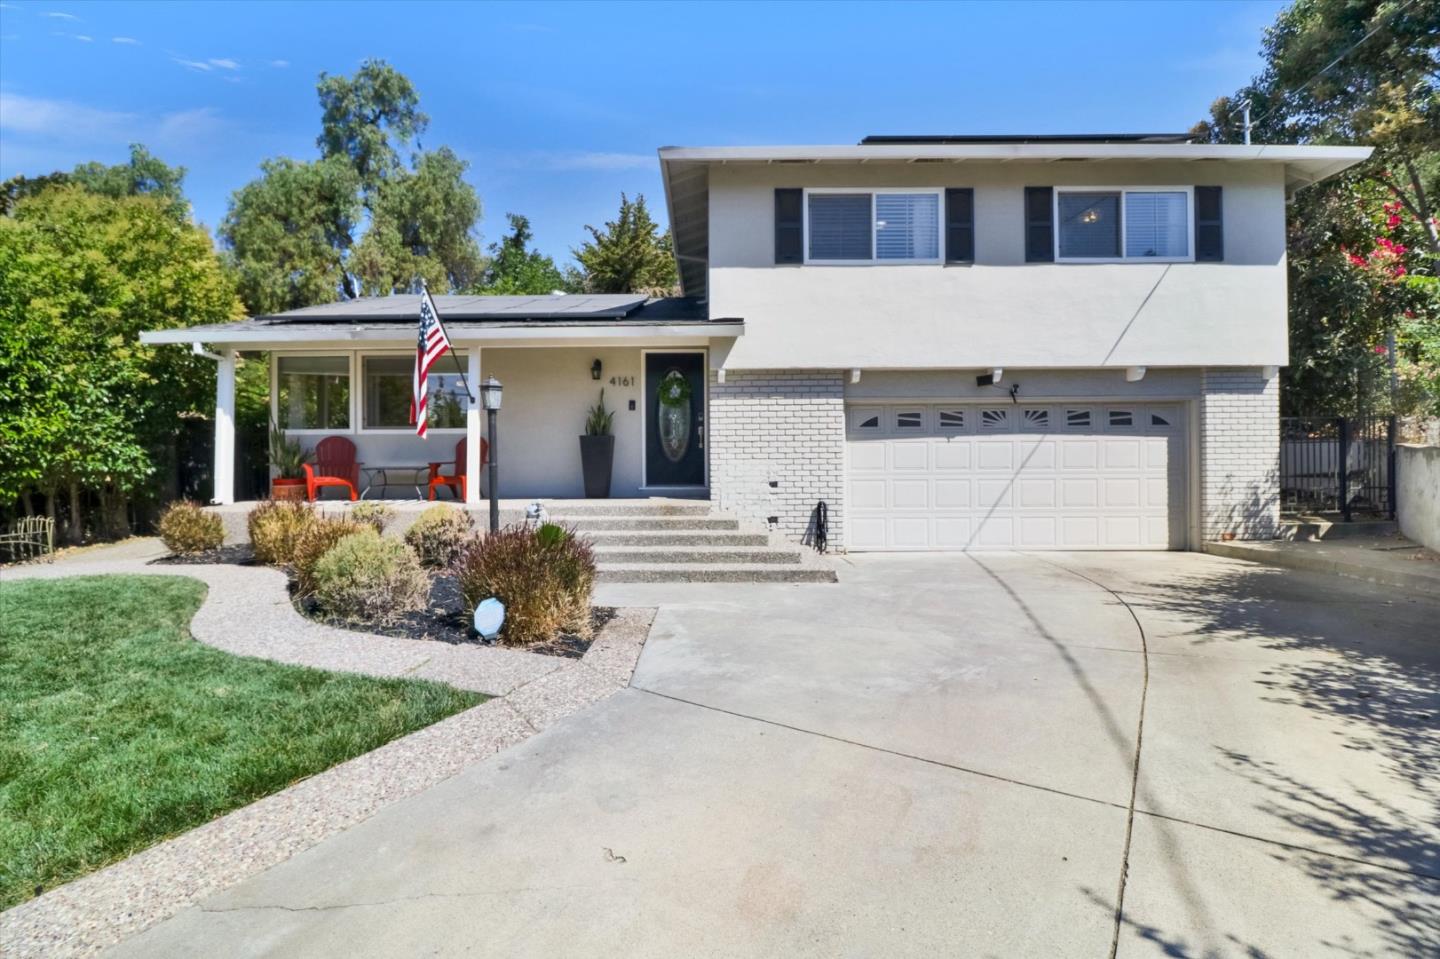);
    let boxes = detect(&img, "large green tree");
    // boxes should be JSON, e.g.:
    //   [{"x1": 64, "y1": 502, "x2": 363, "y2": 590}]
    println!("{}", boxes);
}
[
  {"x1": 571, "y1": 193, "x2": 678, "y2": 295},
  {"x1": 221, "y1": 60, "x2": 482, "y2": 313},
  {"x1": 1192, "y1": 0, "x2": 1439, "y2": 415},
  {"x1": 475, "y1": 213, "x2": 570, "y2": 294},
  {"x1": 0, "y1": 186, "x2": 242, "y2": 539},
  {"x1": 1, "y1": 144, "x2": 188, "y2": 220}
]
